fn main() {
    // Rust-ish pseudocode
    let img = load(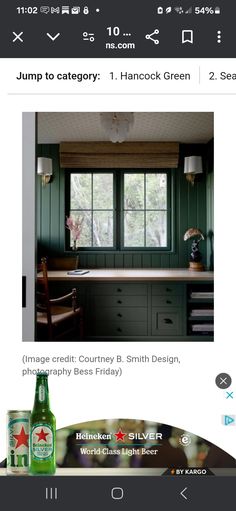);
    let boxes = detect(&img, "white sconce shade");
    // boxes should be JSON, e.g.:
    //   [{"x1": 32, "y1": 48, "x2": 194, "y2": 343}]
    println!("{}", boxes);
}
[
  {"x1": 184, "y1": 156, "x2": 203, "y2": 185},
  {"x1": 37, "y1": 157, "x2": 53, "y2": 176},
  {"x1": 184, "y1": 156, "x2": 203, "y2": 175},
  {"x1": 37, "y1": 157, "x2": 53, "y2": 186}
]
